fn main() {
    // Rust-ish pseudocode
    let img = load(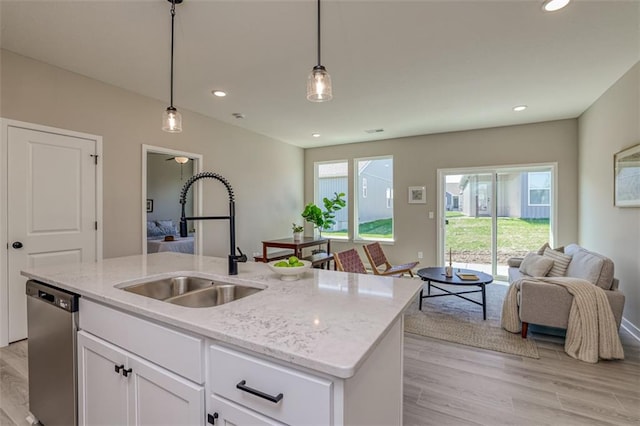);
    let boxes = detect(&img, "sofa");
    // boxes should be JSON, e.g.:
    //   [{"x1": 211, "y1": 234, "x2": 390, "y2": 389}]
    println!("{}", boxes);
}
[{"x1": 508, "y1": 243, "x2": 625, "y2": 337}]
